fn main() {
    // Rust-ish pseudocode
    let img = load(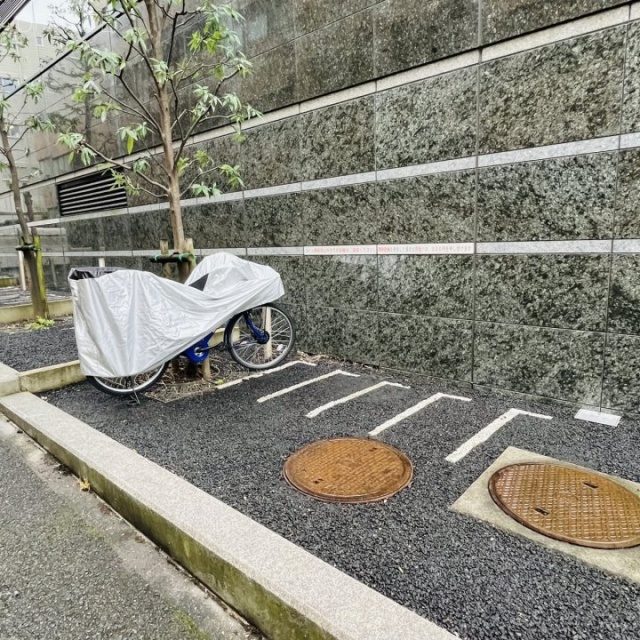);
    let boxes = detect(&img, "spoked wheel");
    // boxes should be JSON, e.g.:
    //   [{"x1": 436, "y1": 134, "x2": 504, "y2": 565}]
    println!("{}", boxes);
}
[
  {"x1": 87, "y1": 362, "x2": 169, "y2": 396},
  {"x1": 225, "y1": 303, "x2": 295, "y2": 370}
]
